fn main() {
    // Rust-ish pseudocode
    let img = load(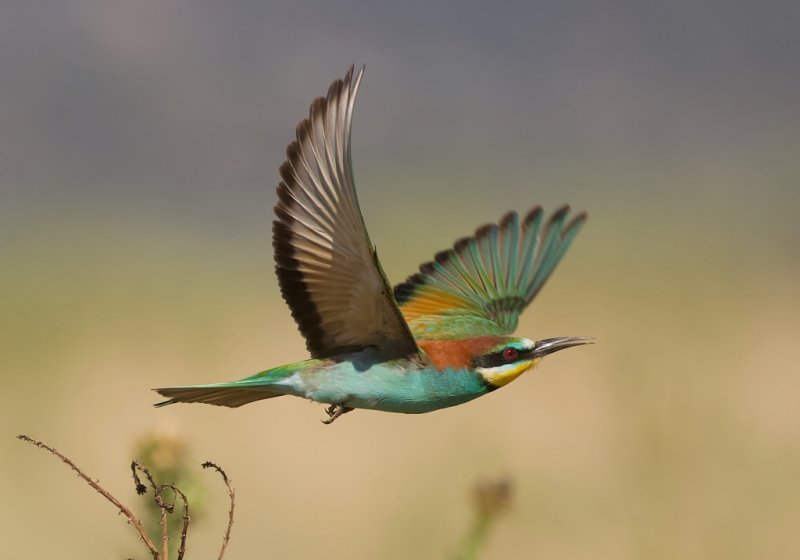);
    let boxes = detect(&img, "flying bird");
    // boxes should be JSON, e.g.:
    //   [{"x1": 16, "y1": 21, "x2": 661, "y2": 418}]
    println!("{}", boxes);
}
[{"x1": 155, "y1": 66, "x2": 590, "y2": 424}]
